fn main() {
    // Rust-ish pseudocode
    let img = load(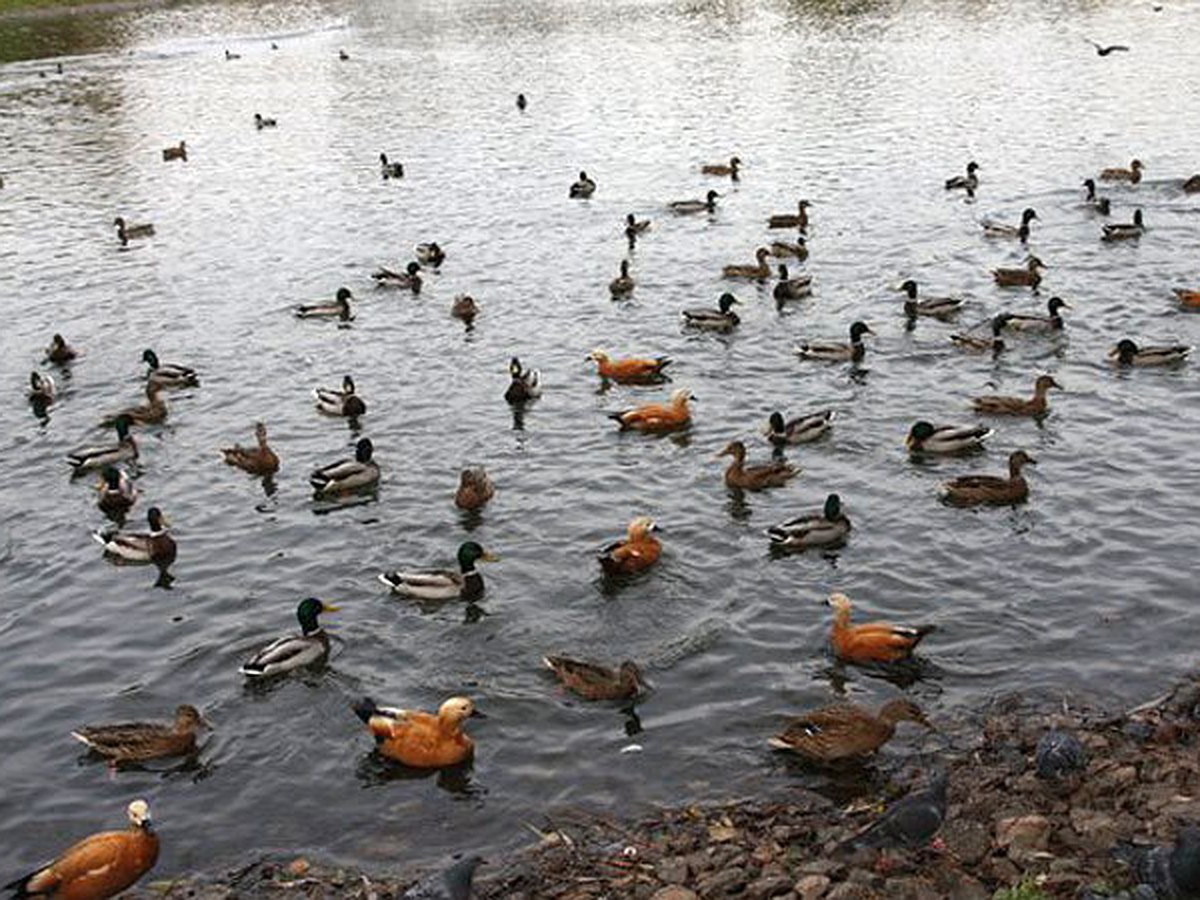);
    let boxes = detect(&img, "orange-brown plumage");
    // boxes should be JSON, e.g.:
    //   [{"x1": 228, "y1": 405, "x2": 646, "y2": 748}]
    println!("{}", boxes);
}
[
  {"x1": 1174, "y1": 288, "x2": 1200, "y2": 309},
  {"x1": 609, "y1": 389, "x2": 692, "y2": 433},
  {"x1": 598, "y1": 516, "x2": 661, "y2": 576},
  {"x1": 826, "y1": 593, "x2": 935, "y2": 664},
  {"x1": 221, "y1": 422, "x2": 279, "y2": 475},
  {"x1": 588, "y1": 350, "x2": 671, "y2": 384},
  {"x1": 353, "y1": 696, "x2": 479, "y2": 769}
]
